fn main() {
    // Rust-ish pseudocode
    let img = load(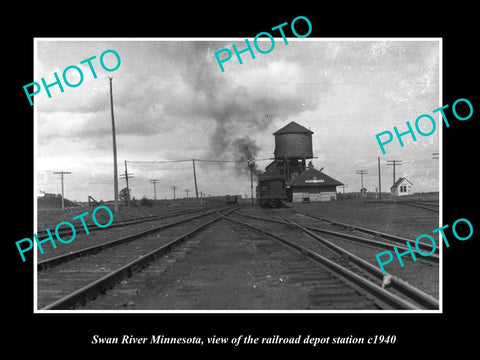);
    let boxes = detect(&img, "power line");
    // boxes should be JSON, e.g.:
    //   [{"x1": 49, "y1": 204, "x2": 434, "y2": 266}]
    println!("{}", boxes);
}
[
  {"x1": 171, "y1": 186, "x2": 177, "y2": 200},
  {"x1": 387, "y1": 159, "x2": 403, "y2": 187},
  {"x1": 377, "y1": 157, "x2": 382, "y2": 201},
  {"x1": 126, "y1": 156, "x2": 320, "y2": 165},
  {"x1": 53, "y1": 171, "x2": 71, "y2": 210},
  {"x1": 192, "y1": 159, "x2": 199, "y2": 203},
  {"x1": 194, "y1": 159, "x2": 245, "y2": 163},
  {"x1": 248, "y1": 159, "x2": 255, "y2": 206},
  {"x1": 355, "y1": 170, "x2": 368, "y2": 191},
  {"x1": 109, "y1": 77, "x2": 119, "y2": 213},
  {"x1": 119, "y1": 159, "x2": 134, "y2": 206},
  {"x1": 113, "y1": 75, "x2": 433, "y2": 87},
  {"x1": 126, "y1": 158, "x2": 245, "y2": 164},
  {"x1": 113, "y1": 75, "x2": 330, "y2": 86},
  {"x1": 128, "y1": 159, "x2": 191, "y2": 164},
  {"x1": 149, "y1": 179, "x2": 159, "y2": 205}
]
